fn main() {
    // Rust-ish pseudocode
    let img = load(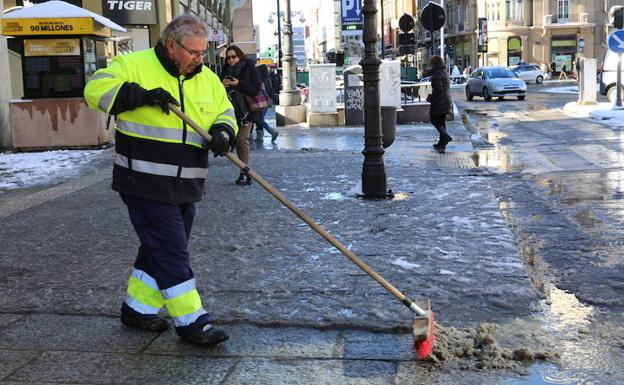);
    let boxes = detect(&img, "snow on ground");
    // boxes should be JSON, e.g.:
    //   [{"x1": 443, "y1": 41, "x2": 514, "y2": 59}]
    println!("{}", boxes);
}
[
  {"x1": 562, "y1": 101, "x2": 624, "y2": 128},
  {"x1": 0, "y1": 149, "x2": 105, "y2": 191},
  {"x1": 540, "y1": 85, "x2": 579, "y2": 94},
  {"x1": 589, "y1": 107, "x2": 624, "y2": 127}
]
